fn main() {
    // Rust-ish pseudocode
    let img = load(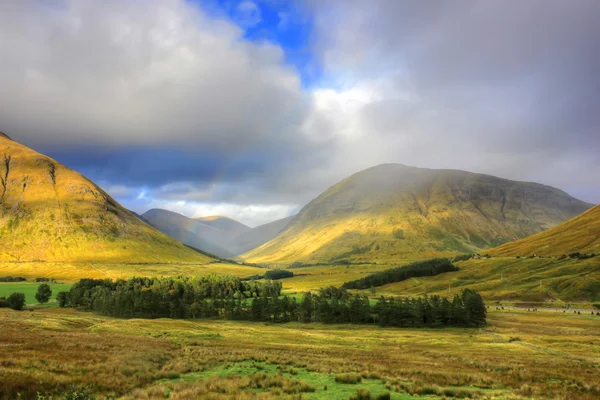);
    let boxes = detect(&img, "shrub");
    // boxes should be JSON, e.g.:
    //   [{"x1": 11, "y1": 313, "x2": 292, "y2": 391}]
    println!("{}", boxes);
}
[
  {"x1": 57, "y1": 291, "x2": 71, "y2": 308},
  {"x1": 35, "y1": 283, "x2": 53, "y2": 304},
  {"x1": 374, "y1": 393, "x2": 391, "y2": 400},
  {"x1": 349, "y1": 388, "x2": 371, "y2": 400},
  {"x1": 452, "y1": 254, "x2": 473, "y2": 262},
  {"x1": 7, "y1": 292, "x2": 26, "y2": 310},
  {"x1": 0, "y1": 276, "x2": 26, "y2": 282},
  {"x1": 335, "y1": 373, "x2": 362, "y2": 384},
  {"x1": 342, "y1": 258, "x2": 458, "y2": 289},
  {"x1": 264, "y1": 269, "x2": 294, "y2": 280}
]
